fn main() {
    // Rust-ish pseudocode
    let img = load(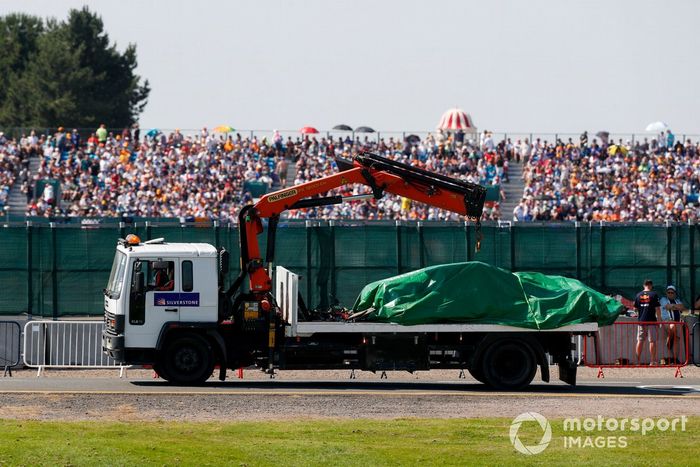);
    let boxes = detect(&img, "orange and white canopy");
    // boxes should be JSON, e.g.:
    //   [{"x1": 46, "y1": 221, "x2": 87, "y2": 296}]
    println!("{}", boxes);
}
[{"x1": 437, "y1": 108, "x2": 476, "y2": 132}]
